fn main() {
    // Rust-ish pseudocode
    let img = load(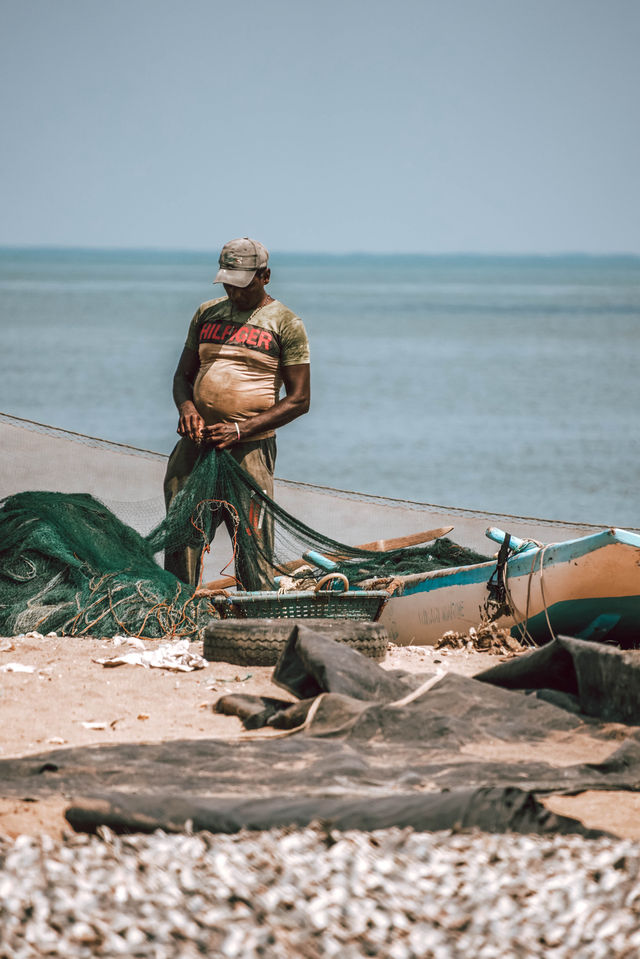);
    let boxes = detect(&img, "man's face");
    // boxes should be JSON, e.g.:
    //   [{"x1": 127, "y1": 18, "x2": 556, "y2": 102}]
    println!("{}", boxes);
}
[{"x1": 223, "y1": 269, "x2": 270, "y2": 312}]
